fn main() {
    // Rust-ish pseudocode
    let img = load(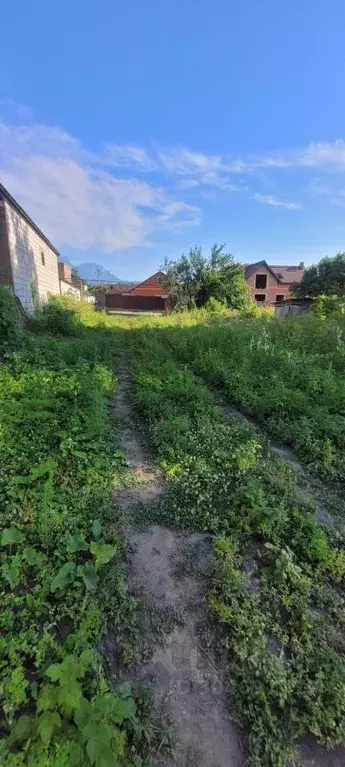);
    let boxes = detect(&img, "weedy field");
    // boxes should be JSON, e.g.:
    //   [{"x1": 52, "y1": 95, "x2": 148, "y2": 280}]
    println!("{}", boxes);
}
[
  {"x1": 0, "y1": 294, "x2": 165, "y2": 767},
  {"x1": 157, "y1": 307, "x2": 345, "y2": 487},
  {"x1": 1, "y1": 292, "x2": 345, "y2": 766}
]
